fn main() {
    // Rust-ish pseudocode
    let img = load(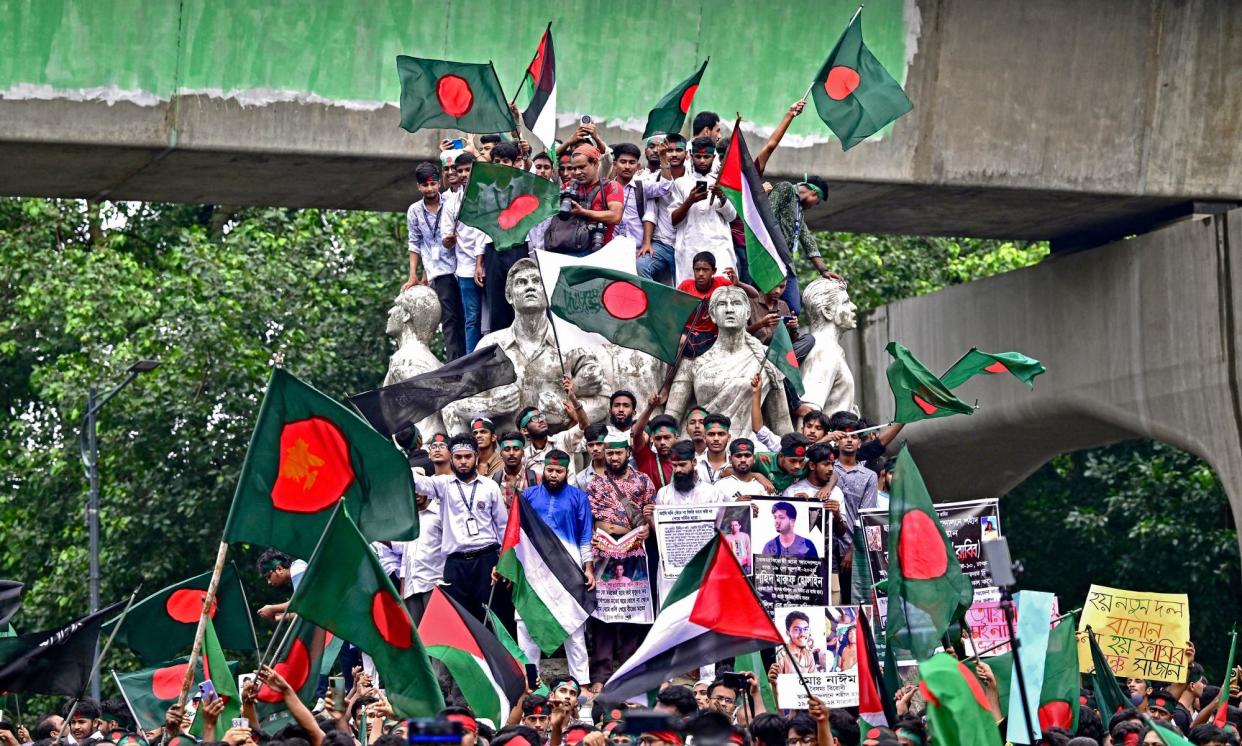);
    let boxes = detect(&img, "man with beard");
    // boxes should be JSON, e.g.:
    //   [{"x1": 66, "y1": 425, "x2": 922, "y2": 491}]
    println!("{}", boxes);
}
[
  {"x1": 714, "y1": 439, "x2": 774, "y2": 499},
  {"x1": 632, "y1": 393, "x2": 678, "y2": 488},
  {"x1": 696, "y1": 414, "x2": 732, "y2": 484},
  {"x1": 608, "y1": 390, "x2": 638, "y2": 433},
  {"x1": 517, "y1": 375, "x2": 586, "y2": 477},
  {"x1": 490, "y1": 431, "x2": 538, "y2": 508},
  {"x1": 649, "y1": 440, "x2": 726, "y2": 509},
  {"x1": 414, "y1": 434, "x2": 513, "y2": 630},
  {"x1": 584, "y1": 435, "x2": 655, "y2": 689}
]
